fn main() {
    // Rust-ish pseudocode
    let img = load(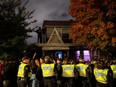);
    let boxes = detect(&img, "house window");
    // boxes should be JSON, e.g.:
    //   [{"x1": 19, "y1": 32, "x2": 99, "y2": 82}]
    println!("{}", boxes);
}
[
  {"x1": 62, "y1": 34, "x2": 69, "y2": 39},
  {"x1": 76, "y1": 51, "x2": 80, "y2": 61},
  {"x1": 84, "y1": 50, "x2": 90, "y2": 61},
  {"x1": 55, "y1": 51, "x2": 62, "y2": 59},
  {"x1": 76, "y1": 50, "x2": 90, "y2": 62}
]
